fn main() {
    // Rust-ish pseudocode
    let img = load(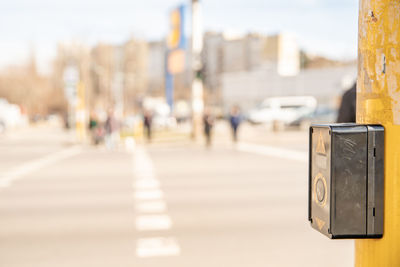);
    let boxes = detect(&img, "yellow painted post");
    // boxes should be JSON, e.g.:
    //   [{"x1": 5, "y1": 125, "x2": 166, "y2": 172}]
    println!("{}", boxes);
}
[
  {"x1": 75, "y1": 82, "x2": 86, "y2": 142},
  {"x1": 356, "y1": 0, "x2": 400, "y2": 266}
]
